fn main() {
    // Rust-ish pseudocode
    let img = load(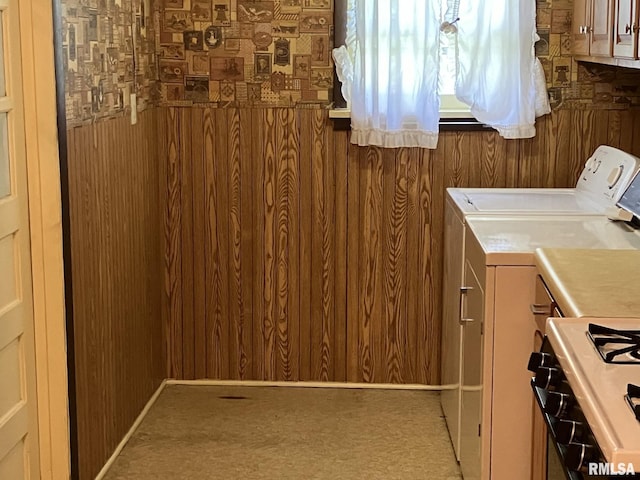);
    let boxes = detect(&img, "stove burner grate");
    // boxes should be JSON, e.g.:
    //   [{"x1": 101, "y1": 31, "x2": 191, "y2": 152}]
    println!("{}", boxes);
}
[
  {"x1": 626, "y1": 384, "x2": 640, "y2": 422},
  {"x1": 587, "y1": 323, "x2": 640, "y2": 364}
]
